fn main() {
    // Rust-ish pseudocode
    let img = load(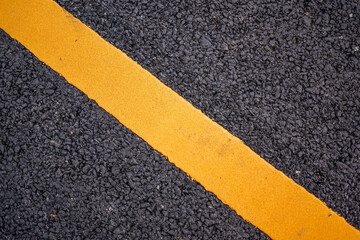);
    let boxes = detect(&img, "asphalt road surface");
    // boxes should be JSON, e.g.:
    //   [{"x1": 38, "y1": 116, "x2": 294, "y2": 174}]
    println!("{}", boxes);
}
[{"x1": 1, "y1": 0, "x2": 359, "y2": 239}]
